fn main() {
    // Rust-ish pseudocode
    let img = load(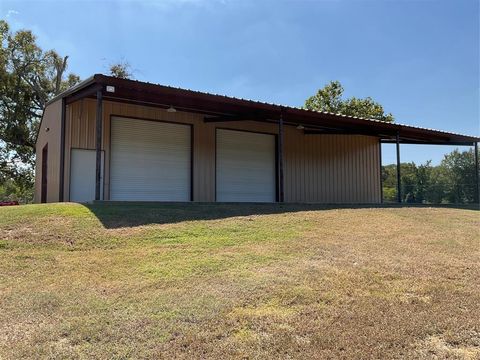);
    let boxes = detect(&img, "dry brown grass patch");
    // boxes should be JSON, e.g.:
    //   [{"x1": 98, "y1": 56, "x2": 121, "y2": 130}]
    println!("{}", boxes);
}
[{"x1": 0, "y1": 204, "x2": 478, "y2": 359}]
